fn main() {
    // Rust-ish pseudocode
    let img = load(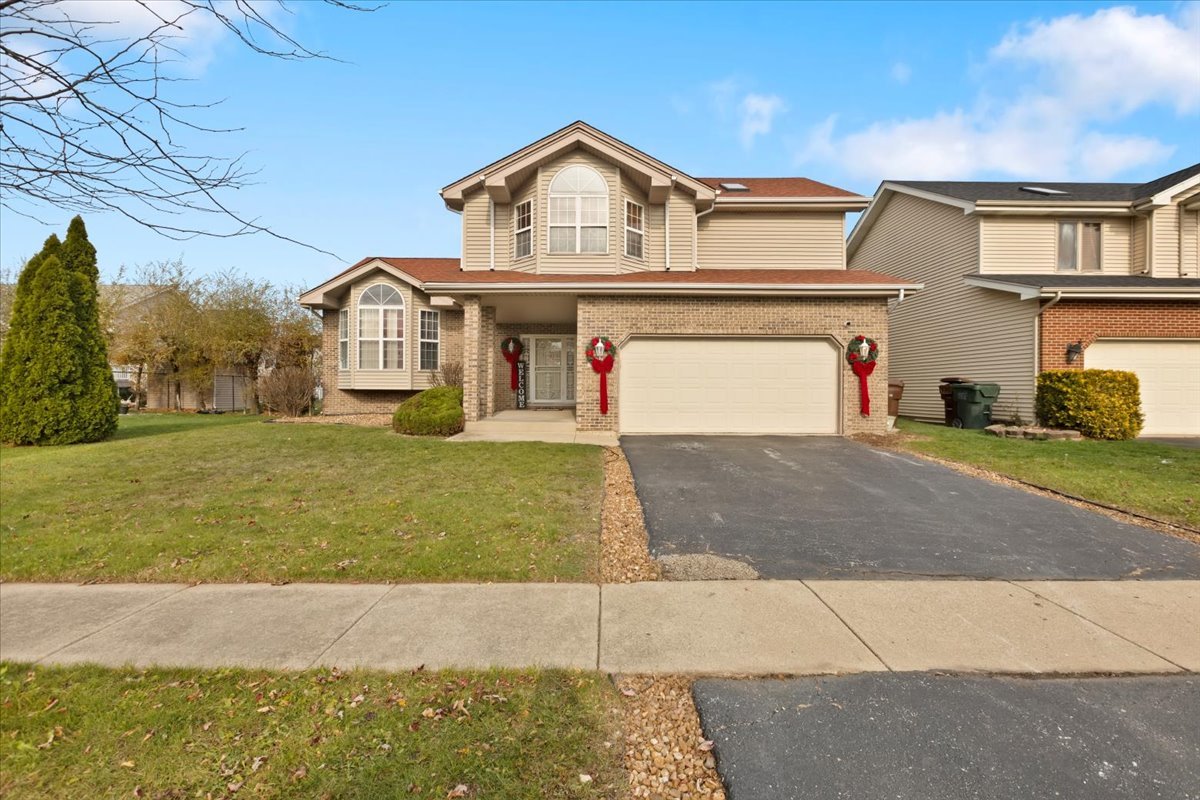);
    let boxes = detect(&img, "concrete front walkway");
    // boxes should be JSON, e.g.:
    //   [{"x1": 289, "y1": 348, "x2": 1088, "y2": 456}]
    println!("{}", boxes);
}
[
  {"x1": 2, "y1": 580, "x2": 1197, "y2": 675},
  {"x1": 449, "y1": 409, "x2": 618, "y2": 446}
]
